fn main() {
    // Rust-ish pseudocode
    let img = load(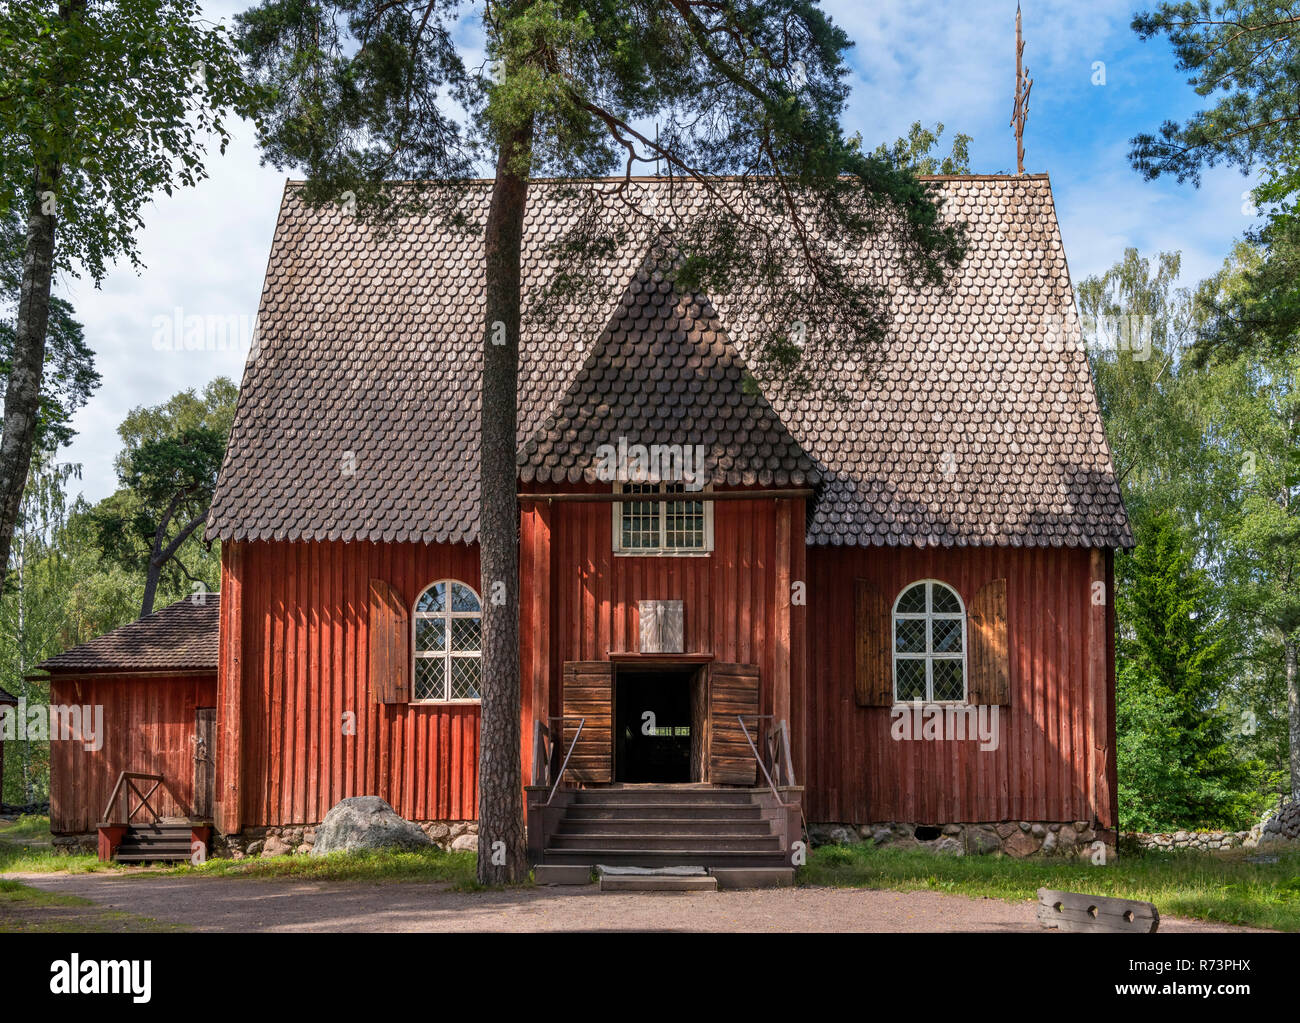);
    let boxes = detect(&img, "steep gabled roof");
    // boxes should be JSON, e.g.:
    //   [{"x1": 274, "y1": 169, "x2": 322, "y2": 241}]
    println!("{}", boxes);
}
[
  {"x1": 207, "y1": 175, "x2": 1130, "y2": 548},
  {"x1": 519, "y1": 251, "x2": 820, "y2": 487},
  {"x1": 34, "y1": 598, "x2": 219, "y2": 675}
]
